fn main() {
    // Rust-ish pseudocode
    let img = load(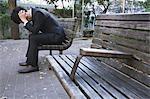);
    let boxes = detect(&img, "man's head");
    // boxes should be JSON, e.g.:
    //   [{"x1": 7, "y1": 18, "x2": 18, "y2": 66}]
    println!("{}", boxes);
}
[{"x1": 11, "y1": 7, "x2": 27, "y2": 24}]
